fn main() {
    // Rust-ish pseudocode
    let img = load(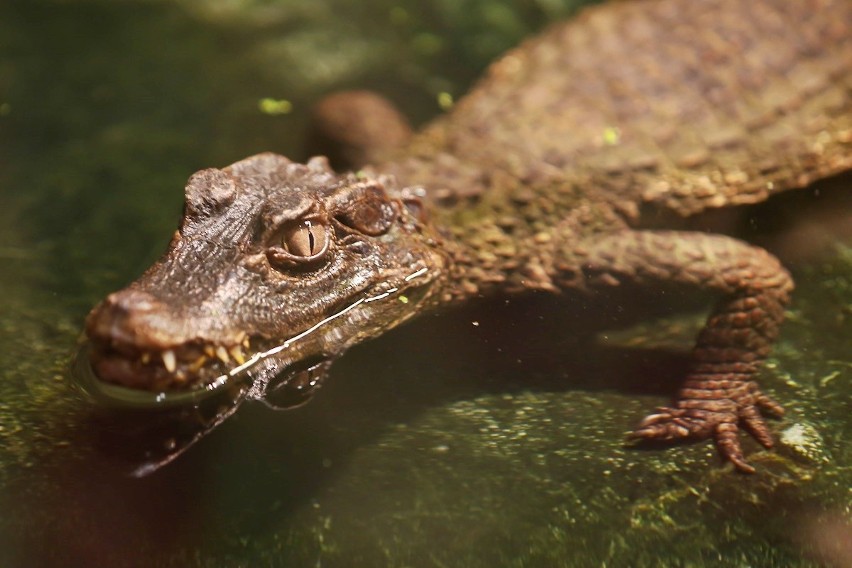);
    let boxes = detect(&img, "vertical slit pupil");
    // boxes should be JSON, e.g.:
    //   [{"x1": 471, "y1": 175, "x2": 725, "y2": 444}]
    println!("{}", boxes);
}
[
  {"x1": 306, "y1": 221, "x2": 315, "y2": 255},
  {"x1": 282, "y1": 220, "x2": 326, "y2": 258}
]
